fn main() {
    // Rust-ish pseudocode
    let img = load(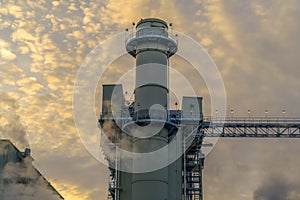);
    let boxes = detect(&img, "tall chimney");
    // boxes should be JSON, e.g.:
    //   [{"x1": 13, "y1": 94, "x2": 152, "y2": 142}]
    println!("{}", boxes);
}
[{"x1": 125, "y1": 18, "x2": 177, "y2": 200}]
